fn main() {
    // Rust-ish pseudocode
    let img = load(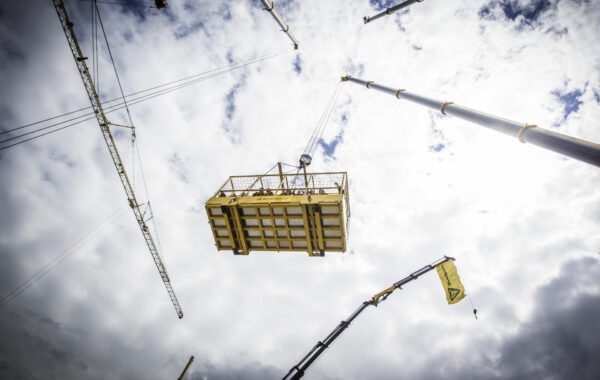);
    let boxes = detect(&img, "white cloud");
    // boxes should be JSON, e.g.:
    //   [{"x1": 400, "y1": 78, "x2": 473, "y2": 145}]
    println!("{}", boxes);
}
[{"x1": 1, "y1": 0, "x2": 599, "y2": 379}]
